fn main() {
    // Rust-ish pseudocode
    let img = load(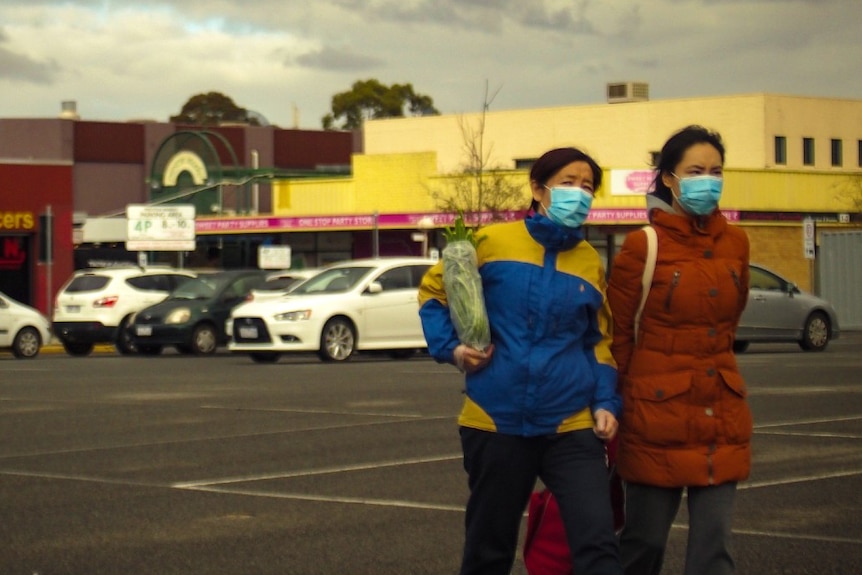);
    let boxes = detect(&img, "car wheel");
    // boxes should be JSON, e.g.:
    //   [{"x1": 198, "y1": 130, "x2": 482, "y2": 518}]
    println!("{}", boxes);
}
[
  {"x1": 138, "y1": 344, "x2": 163, "y2": 356},
  {"x1": 250, "y1": 352, "x2": 280, "y2": 363},
  {"x1": 63, "y1": 341, "x2": 94, "y2": 356},
  {"x1": 191, "y1": 324, "x2": 218, "y2": 355},
  {"x1": 732, "y1": 340, "x2": 750, "y2": 354},
  {"x1": 318, "y1": 318, "x2": 355, "y2": 362},
  {"x1": 799, "y1": 311, "x2": 830, "y2": 352},
  {"x1": 12, "y1": 327, "x2": 41, "y2": 359},
  {"x1": 115, "y1": 316, "x2": 138, "y2": 355}
]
